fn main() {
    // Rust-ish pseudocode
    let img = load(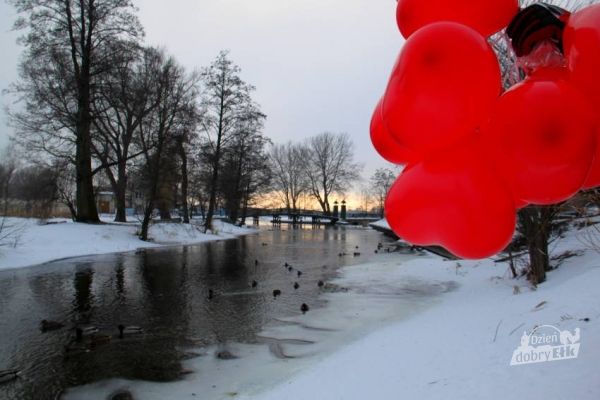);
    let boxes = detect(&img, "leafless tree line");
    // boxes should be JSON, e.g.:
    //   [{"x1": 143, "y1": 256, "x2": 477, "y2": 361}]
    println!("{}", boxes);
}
[
  {"x1": 3, "y1": 0, "x2": 271, "y2": 239},
  {"x1": 267, "y1": 132, "x2": 365, "y2": 215}
]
